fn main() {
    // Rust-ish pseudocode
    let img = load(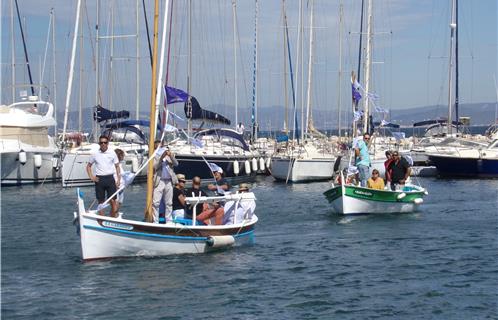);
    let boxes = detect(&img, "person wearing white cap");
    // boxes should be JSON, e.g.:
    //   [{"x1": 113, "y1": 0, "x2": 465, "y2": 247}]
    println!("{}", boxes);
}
[
  {"x1": 172, "y1": 173, "x2": 187, "y2": 219},
  {"x1": 207, "y1": 168, "x2": 230, "y2": 195}
]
